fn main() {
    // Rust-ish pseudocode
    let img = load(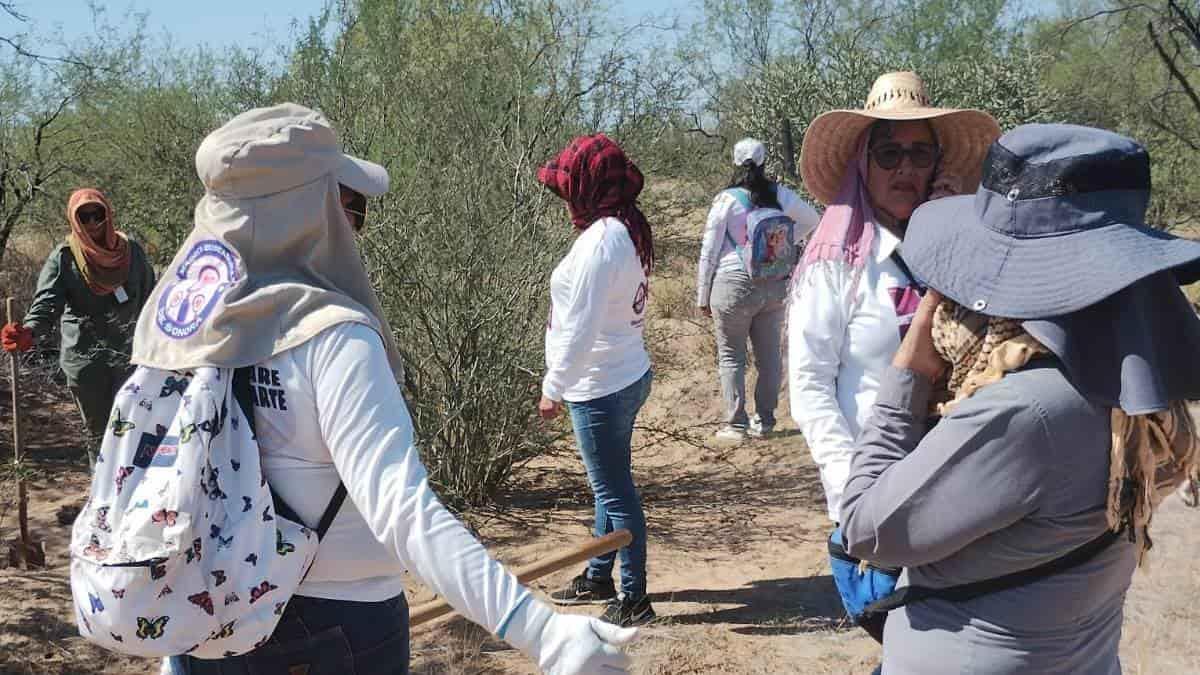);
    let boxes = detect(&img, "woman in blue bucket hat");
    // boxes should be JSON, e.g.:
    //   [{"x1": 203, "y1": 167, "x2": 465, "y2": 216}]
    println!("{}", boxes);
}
[{"x1": 838, "y1": 123, "x2": 1200, "y2": 675}]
